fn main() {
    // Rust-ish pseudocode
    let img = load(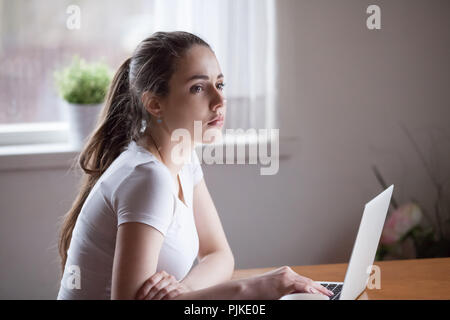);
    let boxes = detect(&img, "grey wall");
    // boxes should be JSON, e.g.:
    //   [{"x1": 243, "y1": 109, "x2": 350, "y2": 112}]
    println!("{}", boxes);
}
[{"x1": 1, "y1": 0, "x2": 449, "y2": 299}]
